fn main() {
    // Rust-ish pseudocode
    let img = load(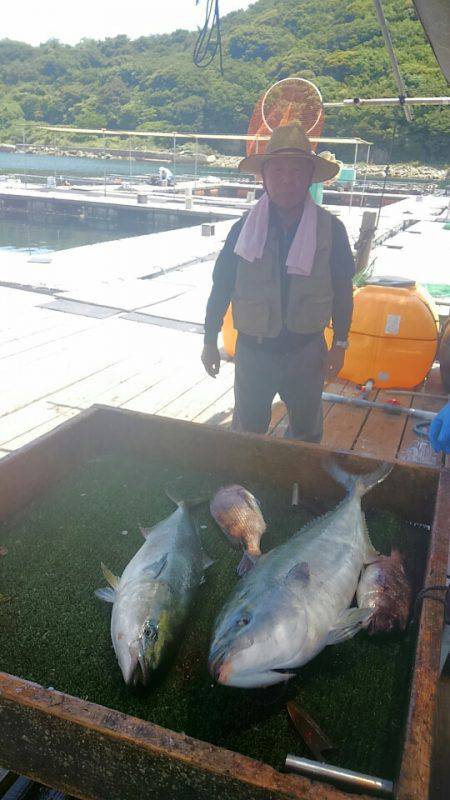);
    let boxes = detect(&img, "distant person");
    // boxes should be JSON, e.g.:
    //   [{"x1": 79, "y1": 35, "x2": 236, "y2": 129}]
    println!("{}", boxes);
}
[
  {"x1": 158, "y1": 166, "x2": 174, "y2": 186},
  {"x1": 201, "y1": 122, "x2": 355, "y2": 442}
]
